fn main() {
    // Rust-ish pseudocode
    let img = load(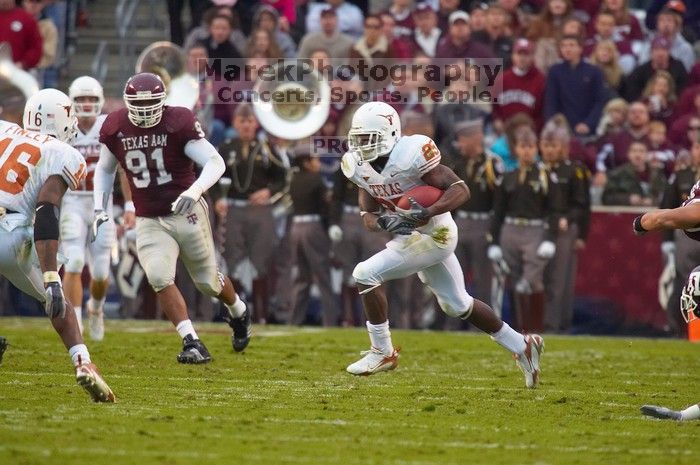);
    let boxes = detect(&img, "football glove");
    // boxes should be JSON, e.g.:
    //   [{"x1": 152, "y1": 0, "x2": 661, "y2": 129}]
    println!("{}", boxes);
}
[
  {"x1": 661, "y1": 241, "x2": 675, "y2": 258},
  {"x1": 377, "y1": 214, "x2": 417, "y2": 235},
  {"x1": 536, "y1": 240, "x2": 556, "y2": 259},
  {"x1": 487, "y1": 245, "x2": 503, "y2": 262},
  {"x1": 171, "y1": 184, "x2": 203, "y2": 216},
  {"x1": 90, "y1": 210, "x2": 110, "y2": 243},
  {"x1": 328, "y1": 224, "x2": 343, "y2": 243},
  {"x1": 44, "y1": 281, "x2": 66, "y2": 319},
  {"x1": 396, "y1": 197, "x2": 431, "y2": 224}
]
